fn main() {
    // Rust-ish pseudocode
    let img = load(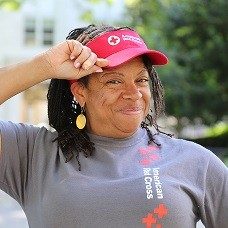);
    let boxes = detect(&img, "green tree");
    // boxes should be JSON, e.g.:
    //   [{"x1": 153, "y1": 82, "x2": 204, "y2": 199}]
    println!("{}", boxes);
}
[
  {"x1": 124, "y1": 0, "x2": 228, "y2": 126},
  {"x1": 76, "y1": 0, "x2": 114, "y2": 22},
  {"x1": 0, "y1": 0, "x2": 24, "y2": 10}
]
